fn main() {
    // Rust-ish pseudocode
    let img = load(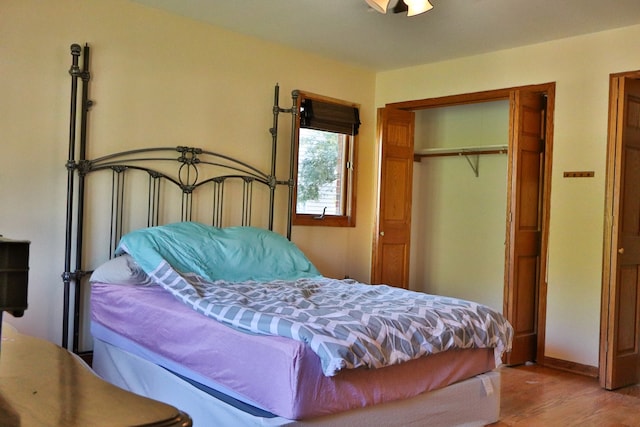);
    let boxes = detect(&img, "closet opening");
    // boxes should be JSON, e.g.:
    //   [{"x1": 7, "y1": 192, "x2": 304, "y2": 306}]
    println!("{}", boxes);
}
[
  {"x1": 411, "y1": 100, "x2": 509, "y2": 312},
  {"x1": 372, "y1": 83, "x2": 555, "y2": 366}
]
